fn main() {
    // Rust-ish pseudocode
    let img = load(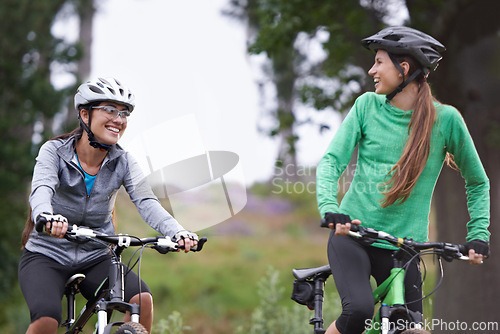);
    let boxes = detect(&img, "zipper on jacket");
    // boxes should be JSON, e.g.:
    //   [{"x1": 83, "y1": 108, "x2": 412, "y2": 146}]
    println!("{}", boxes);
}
[{"x1": 69, "y1": 159, "x2": 90, "y2": 223}]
